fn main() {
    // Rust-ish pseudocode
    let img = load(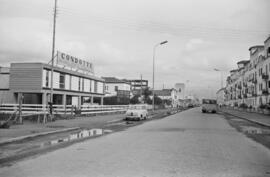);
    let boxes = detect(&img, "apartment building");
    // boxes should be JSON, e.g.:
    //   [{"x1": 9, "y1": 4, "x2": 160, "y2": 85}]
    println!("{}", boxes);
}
[{"x1": 225, "y1": 35, "x2": 270, "y2": 108}]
